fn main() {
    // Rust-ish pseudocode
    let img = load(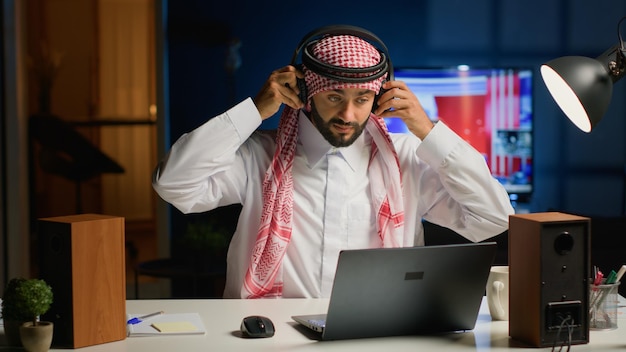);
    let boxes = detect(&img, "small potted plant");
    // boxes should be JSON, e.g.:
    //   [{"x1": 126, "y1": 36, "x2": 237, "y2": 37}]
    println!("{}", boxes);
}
[
  {"x1": 1, "y1": 277, "x2": 54, "y2": 351},
  {"x1": 2, "y1": 277, "x2": 30, "y2": 346}
]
